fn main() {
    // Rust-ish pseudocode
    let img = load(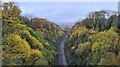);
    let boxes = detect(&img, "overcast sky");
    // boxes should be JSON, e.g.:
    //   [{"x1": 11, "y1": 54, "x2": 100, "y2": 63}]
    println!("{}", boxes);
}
[
  {"x1": 2, "y1": 0, "x2": 119, "y2": 26},
  {"x1": 2, "y1": 0, "x2": 120, "y2": 2},
  {"x1": 17, "y1": 2, "x2": 118, "y2": 26}
]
